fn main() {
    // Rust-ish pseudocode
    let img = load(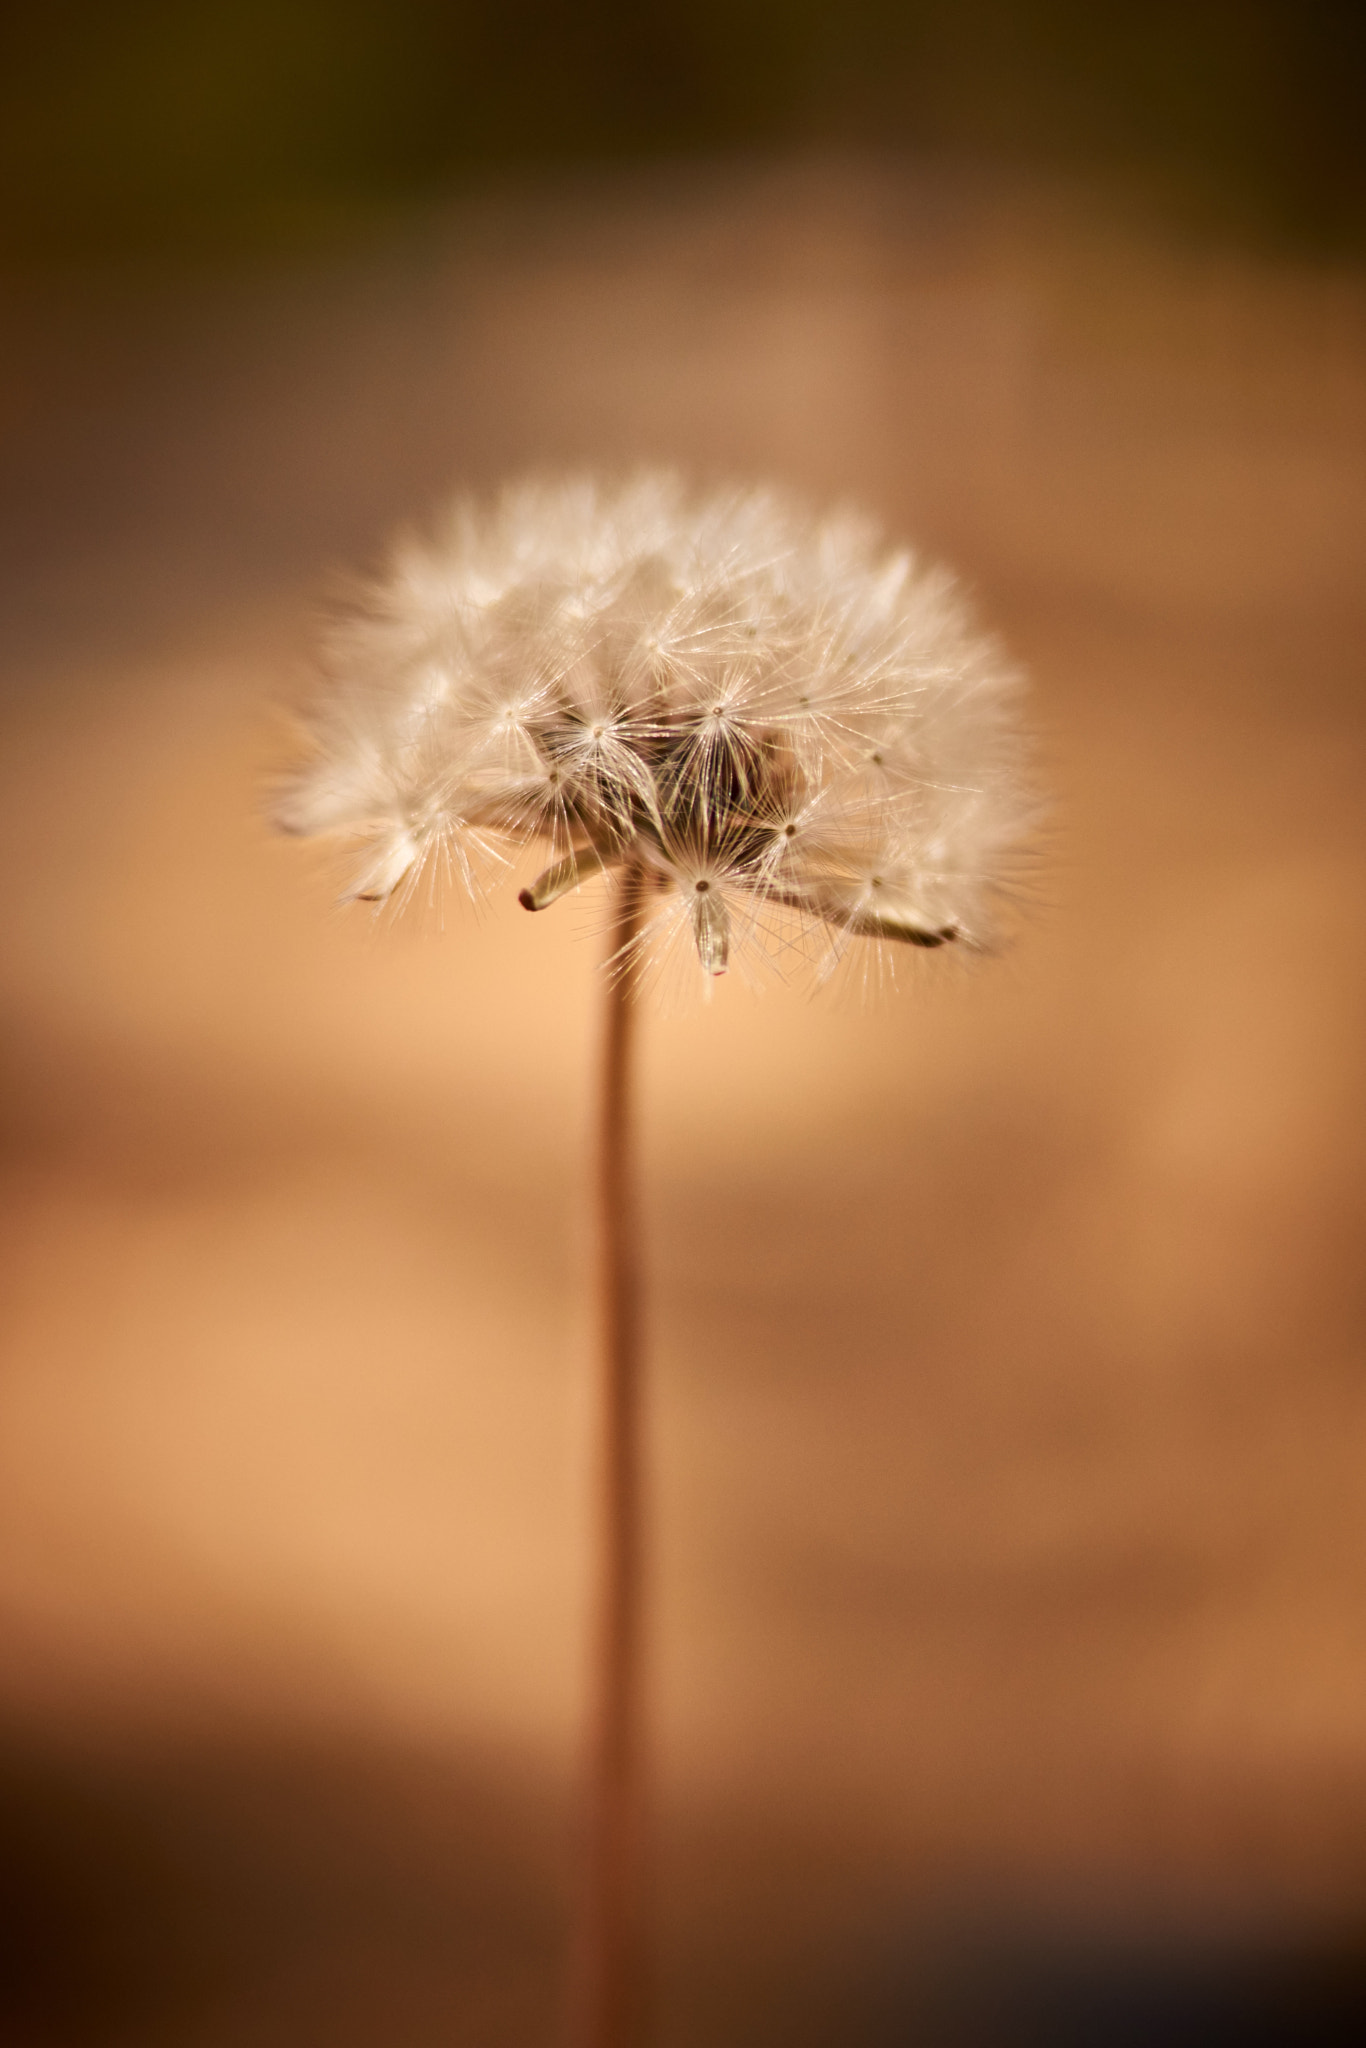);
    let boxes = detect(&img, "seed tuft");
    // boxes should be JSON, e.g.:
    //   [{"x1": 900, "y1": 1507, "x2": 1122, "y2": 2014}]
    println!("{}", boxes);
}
[{"x1": 275, "y1": 472, "x2": 1033, "y2": 979}]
